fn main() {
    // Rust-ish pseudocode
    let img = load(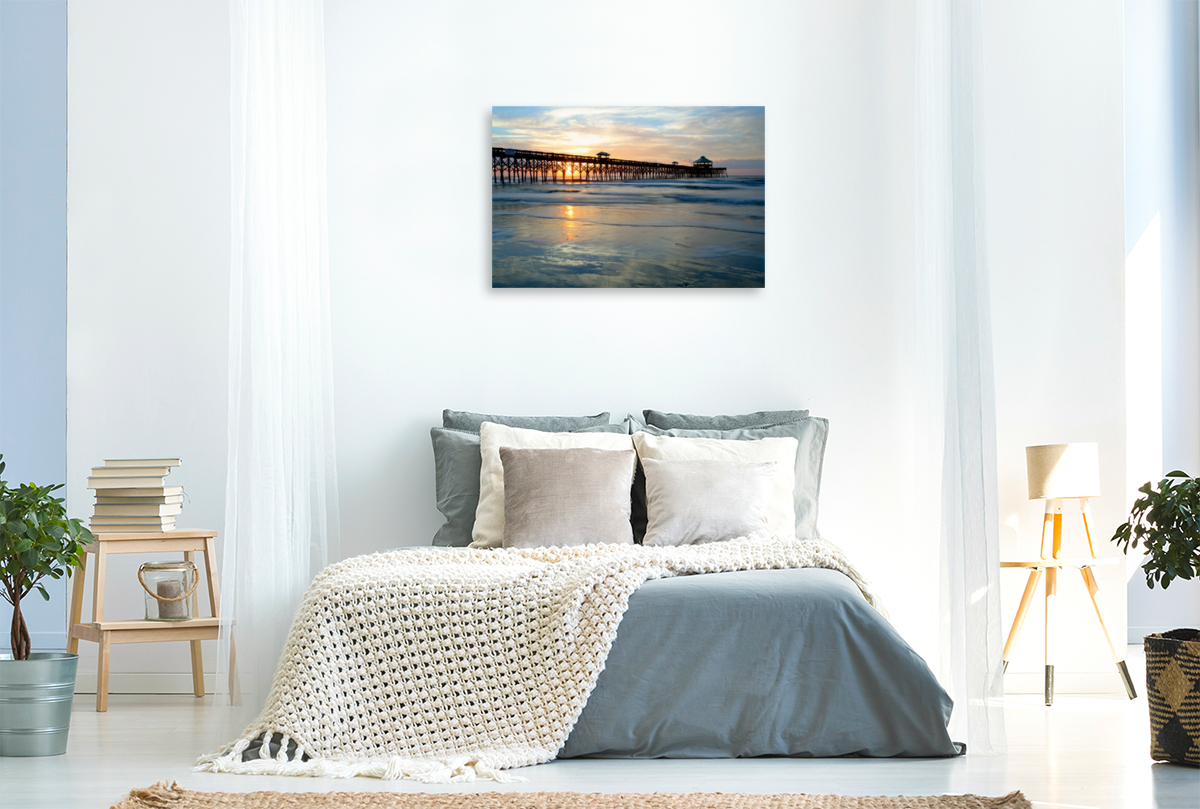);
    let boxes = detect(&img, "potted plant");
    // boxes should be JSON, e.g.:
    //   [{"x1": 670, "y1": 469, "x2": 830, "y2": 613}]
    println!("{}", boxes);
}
[
  {"x1": 0, "y1": 453, "x2": 93, "y2": 756},
  {"x1": 1112, "y1": 470, "x2": 1200, "y2": 767}
]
